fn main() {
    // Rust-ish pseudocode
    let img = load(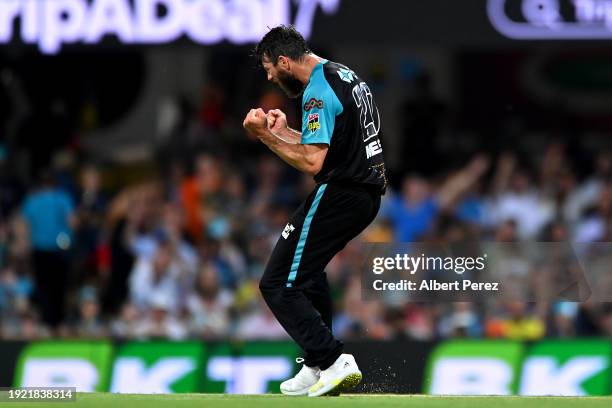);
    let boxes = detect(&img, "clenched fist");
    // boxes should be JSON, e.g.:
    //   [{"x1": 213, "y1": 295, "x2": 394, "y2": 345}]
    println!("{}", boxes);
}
[
  {"x1": 266, "y1": 109, "x2": 288, "y2": 135},
  {"x1": 243, "y1": 108, "x2": 267, "y2": 138}
]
